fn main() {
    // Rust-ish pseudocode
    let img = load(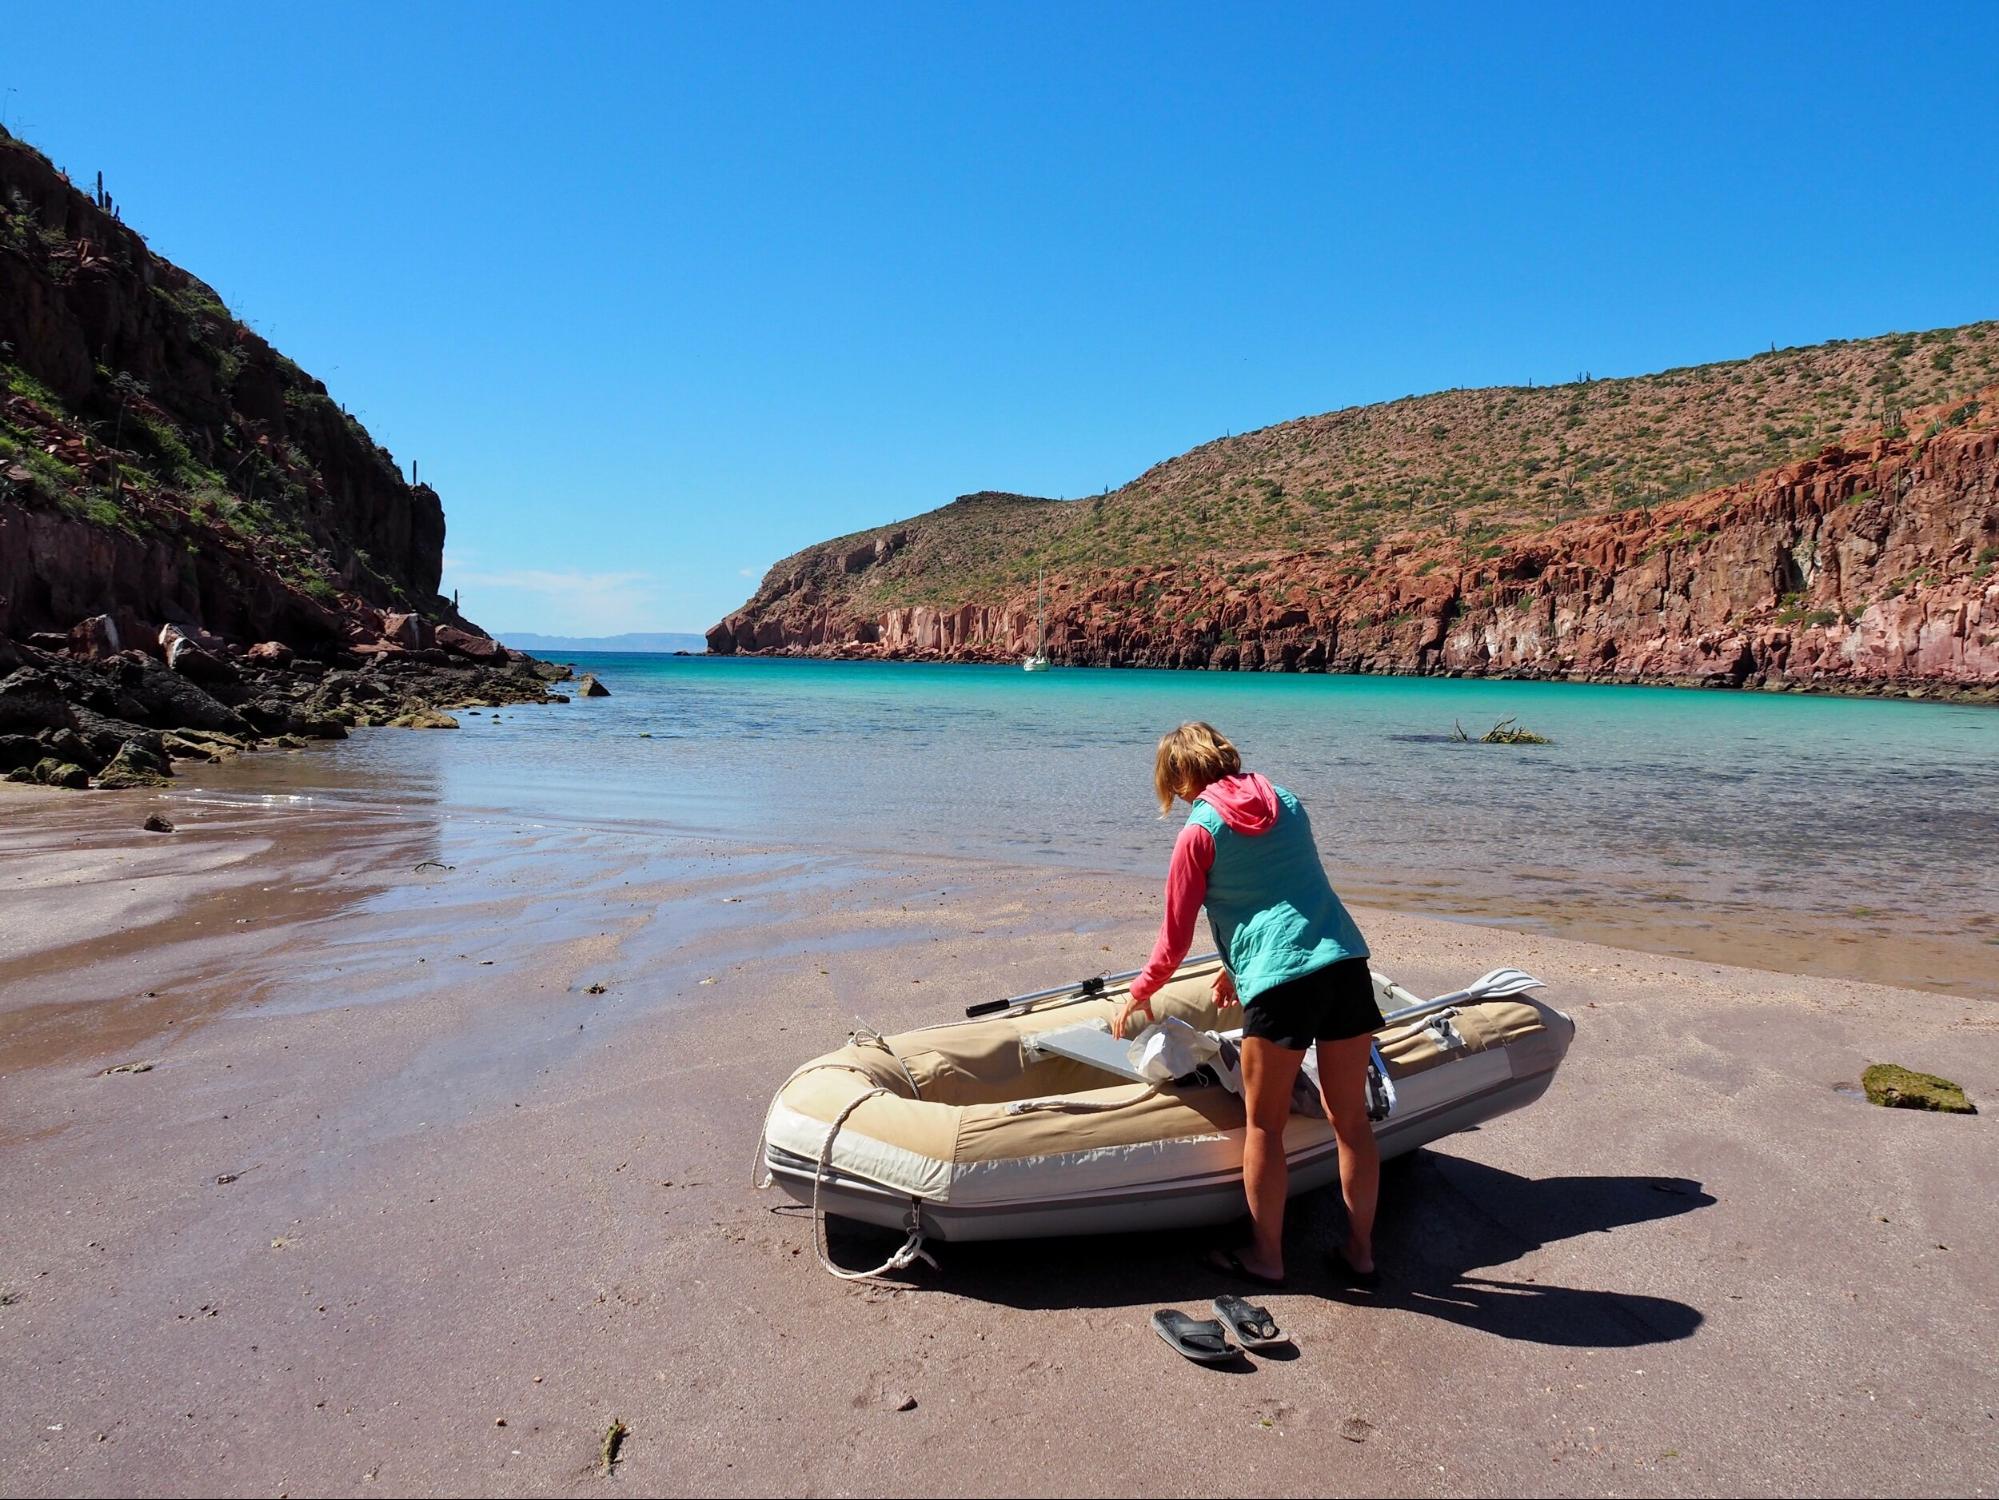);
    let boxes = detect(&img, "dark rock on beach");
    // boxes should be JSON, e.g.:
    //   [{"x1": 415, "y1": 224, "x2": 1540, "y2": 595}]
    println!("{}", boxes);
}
[
  {"x1": 92, "y1": 739, "x2": 172, "y2": 789},
  {"x1": 0, "y1": 635, "x2": 554, "y2": 790}
]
